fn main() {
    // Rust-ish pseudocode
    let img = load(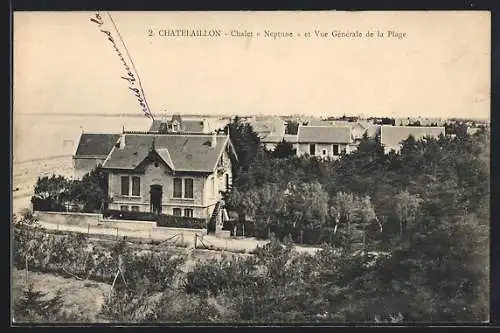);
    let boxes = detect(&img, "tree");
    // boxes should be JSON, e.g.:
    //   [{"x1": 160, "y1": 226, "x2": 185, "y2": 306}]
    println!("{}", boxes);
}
[
  {"x1": 329, "y1": 192, "x2": 379, "y2": 253},
  {"x1": 13, "y1": 284, "x2": 65, "y2": 323},
  {"x1": 393, "y1": 190, "x2": 422, "y2": 241},
  {"x1": 271, "y1": 140, "x2": 296, "y2": 159},
  {"x1": 285, "y1": 181, "x2": 329, "y2": 232},
  {"x1": 13, "y1": 211, "x2": 45, "y2": 281},
  {"x1": 70, "y1": 165, "x2": 110, "y2": 212},
  {"x1": 226, "y1": 116, "x2": 263, "y2": 173},
  {"x1": 31, "y1": 175, "x2": 72, "y2": 211}
]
